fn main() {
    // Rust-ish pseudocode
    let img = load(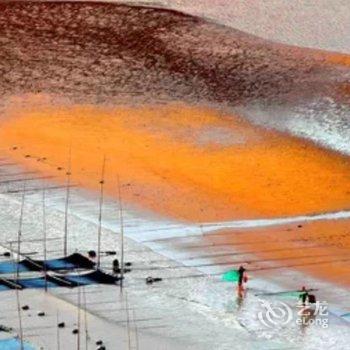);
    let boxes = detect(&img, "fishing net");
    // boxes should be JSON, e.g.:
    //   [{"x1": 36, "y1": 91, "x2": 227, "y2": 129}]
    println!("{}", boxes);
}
[{"x1": 222, "y1": 269, "x2": 239, "y2": 282}]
